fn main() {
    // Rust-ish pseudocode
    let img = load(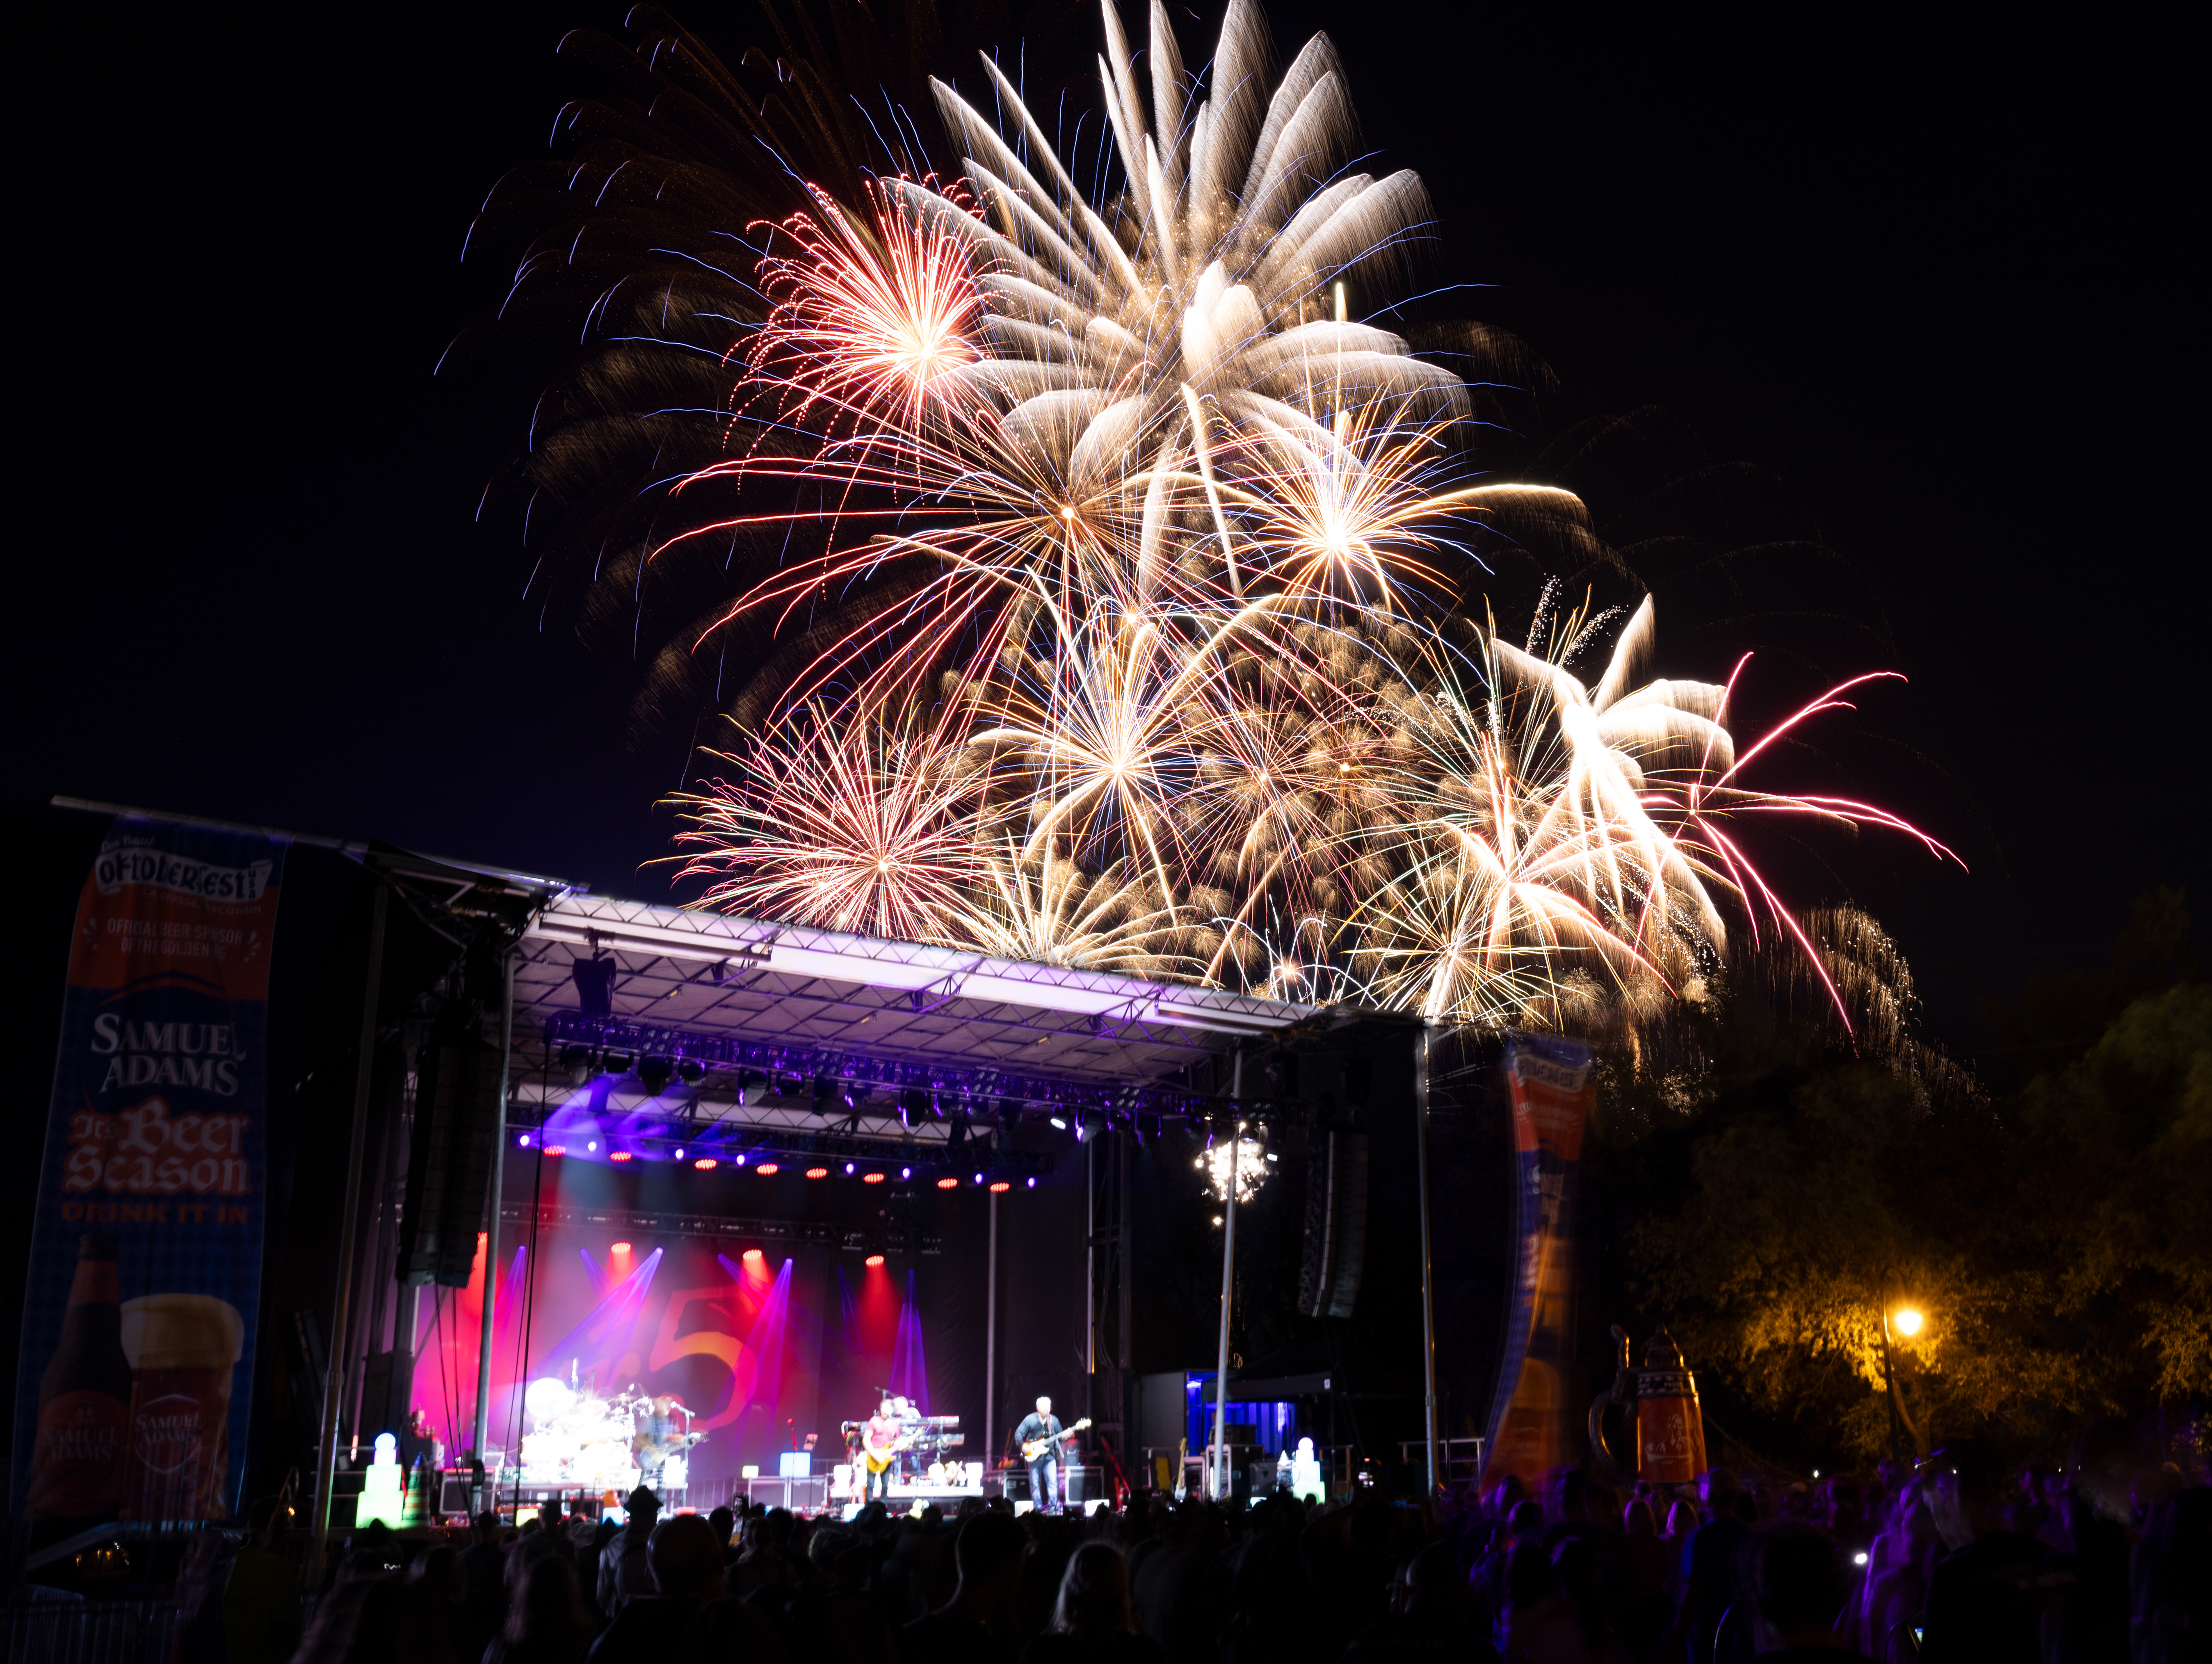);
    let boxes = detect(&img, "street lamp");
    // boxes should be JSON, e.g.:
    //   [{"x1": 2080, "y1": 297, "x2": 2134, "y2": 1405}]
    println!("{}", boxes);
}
[{"x1": 1881, "y1": 1305, "x2": 1928, "y2": 1457}]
